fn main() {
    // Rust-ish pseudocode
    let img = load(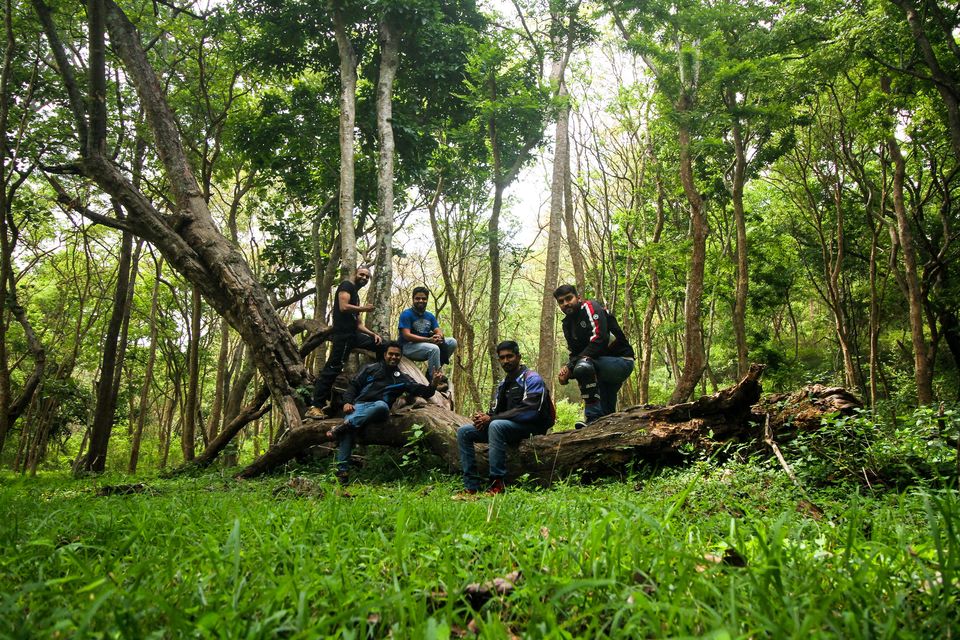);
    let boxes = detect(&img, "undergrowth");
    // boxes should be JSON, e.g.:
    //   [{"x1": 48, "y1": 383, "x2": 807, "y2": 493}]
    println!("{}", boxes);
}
[{"x1": 1, "y1": 460, "x2": 957, "y2": 638}]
